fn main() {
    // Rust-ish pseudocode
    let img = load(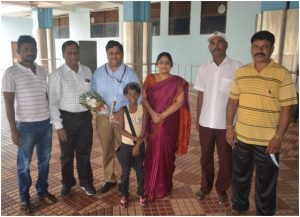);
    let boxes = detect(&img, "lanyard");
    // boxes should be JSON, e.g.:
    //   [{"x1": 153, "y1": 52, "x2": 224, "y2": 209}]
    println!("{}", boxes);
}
[{"x1": 105, "y1": 64, "x2": 127, "y2": 84}]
